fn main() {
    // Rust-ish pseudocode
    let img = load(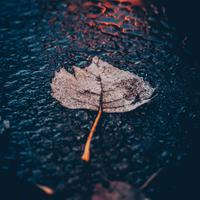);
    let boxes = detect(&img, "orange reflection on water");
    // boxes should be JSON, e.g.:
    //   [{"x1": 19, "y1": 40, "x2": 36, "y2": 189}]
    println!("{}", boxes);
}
[{"x1": 81, "y1": 0, "x2": 147, "y2": 36}]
